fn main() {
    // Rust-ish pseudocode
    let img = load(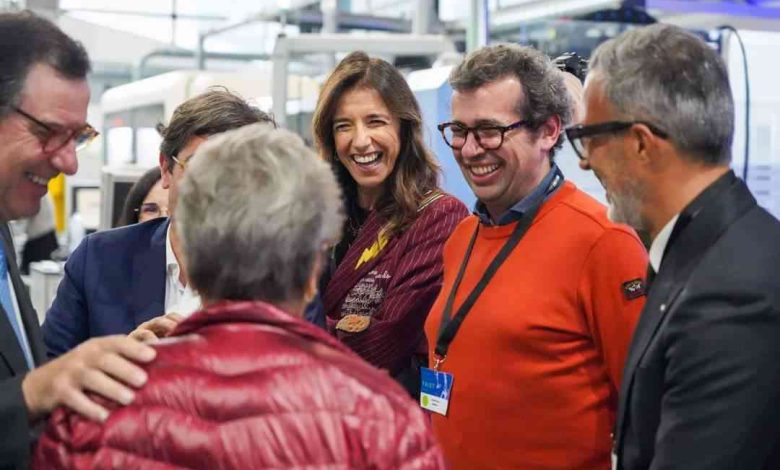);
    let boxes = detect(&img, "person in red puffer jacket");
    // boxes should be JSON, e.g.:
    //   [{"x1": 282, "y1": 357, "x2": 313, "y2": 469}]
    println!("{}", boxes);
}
[{"x1": 33, "y1": 123, "x2": 446, "y2": 470}]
